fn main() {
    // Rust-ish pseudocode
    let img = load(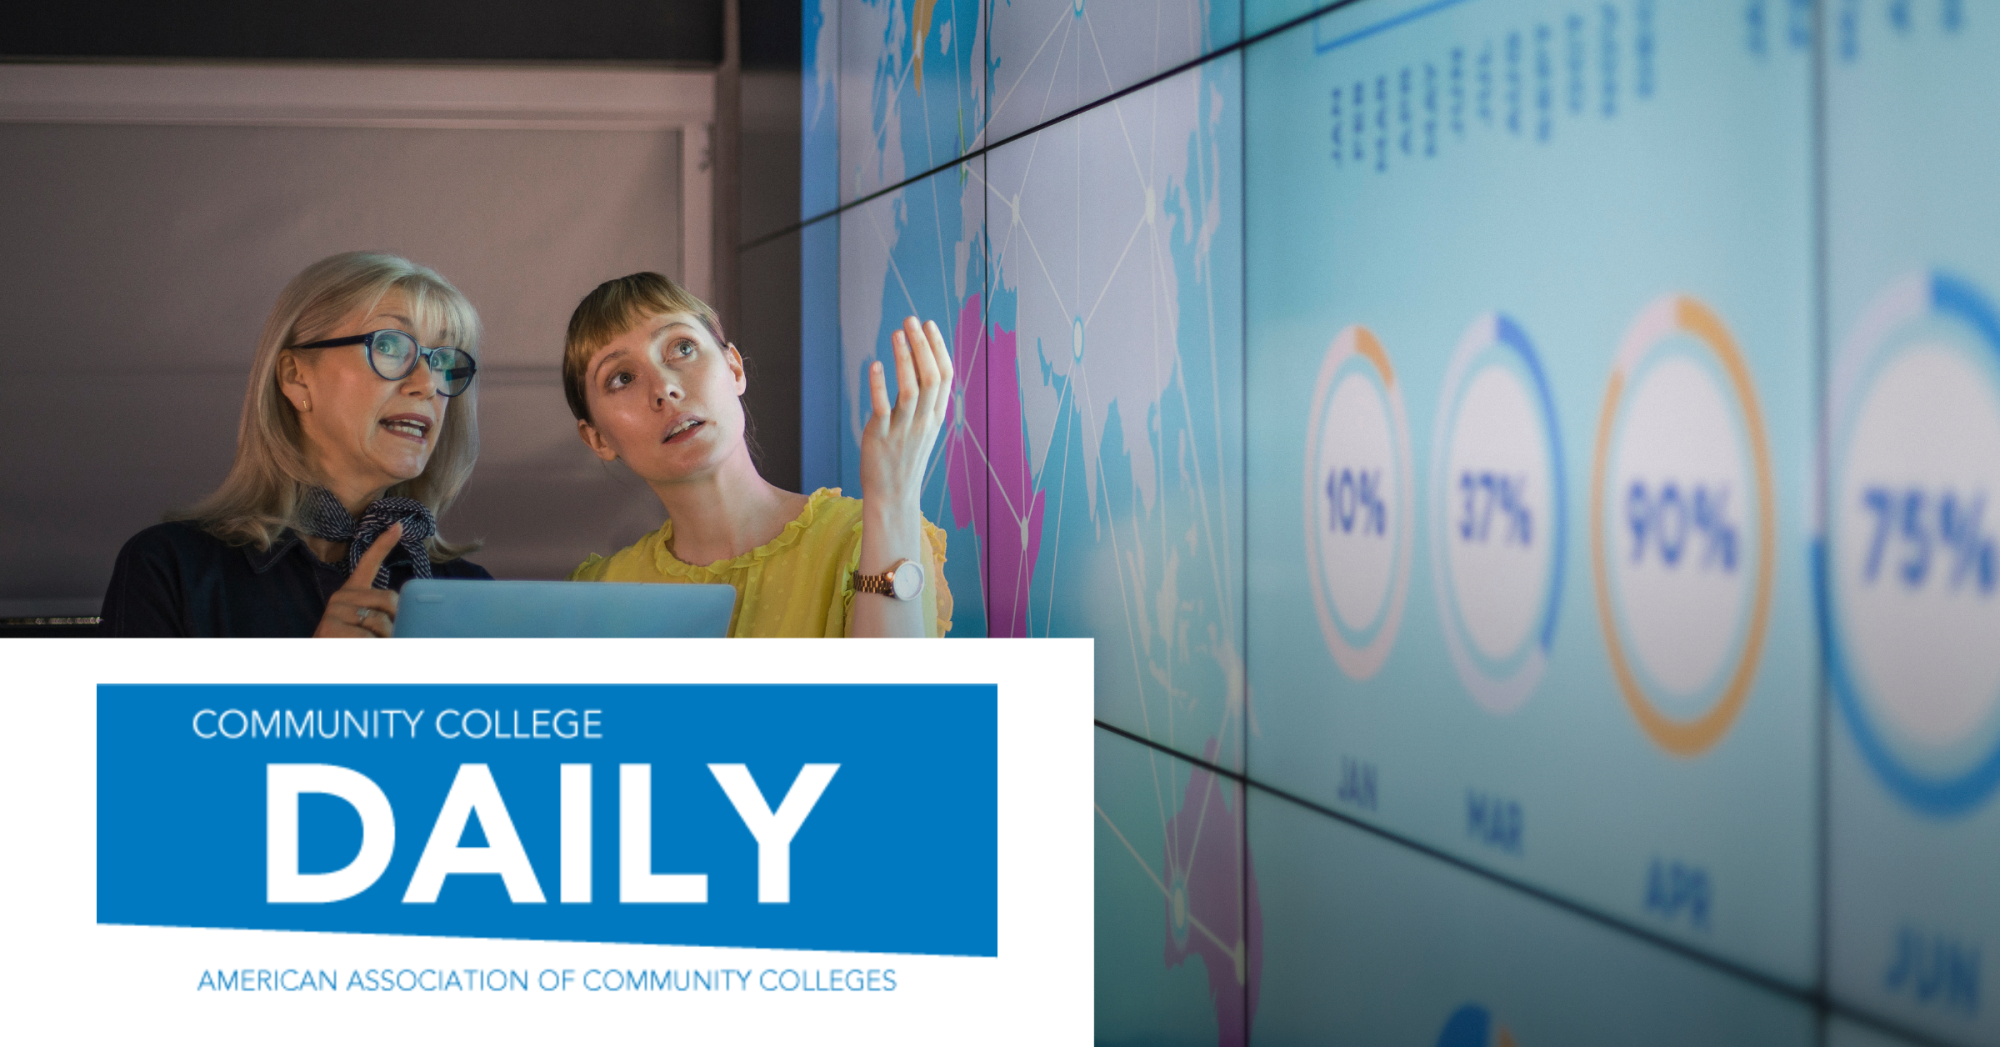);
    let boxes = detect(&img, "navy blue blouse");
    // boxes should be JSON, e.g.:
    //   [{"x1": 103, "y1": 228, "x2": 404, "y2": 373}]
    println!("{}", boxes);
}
[{"x1": 99, "y1": 521, "x2": 491, "y2": 637}]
